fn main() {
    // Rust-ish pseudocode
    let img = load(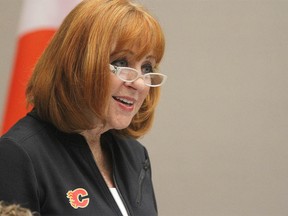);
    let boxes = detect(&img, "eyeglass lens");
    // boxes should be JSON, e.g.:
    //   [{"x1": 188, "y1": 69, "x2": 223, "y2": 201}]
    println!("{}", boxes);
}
[{"x1": 118, "y1": 68, "x2": 164, "y2": 86}]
